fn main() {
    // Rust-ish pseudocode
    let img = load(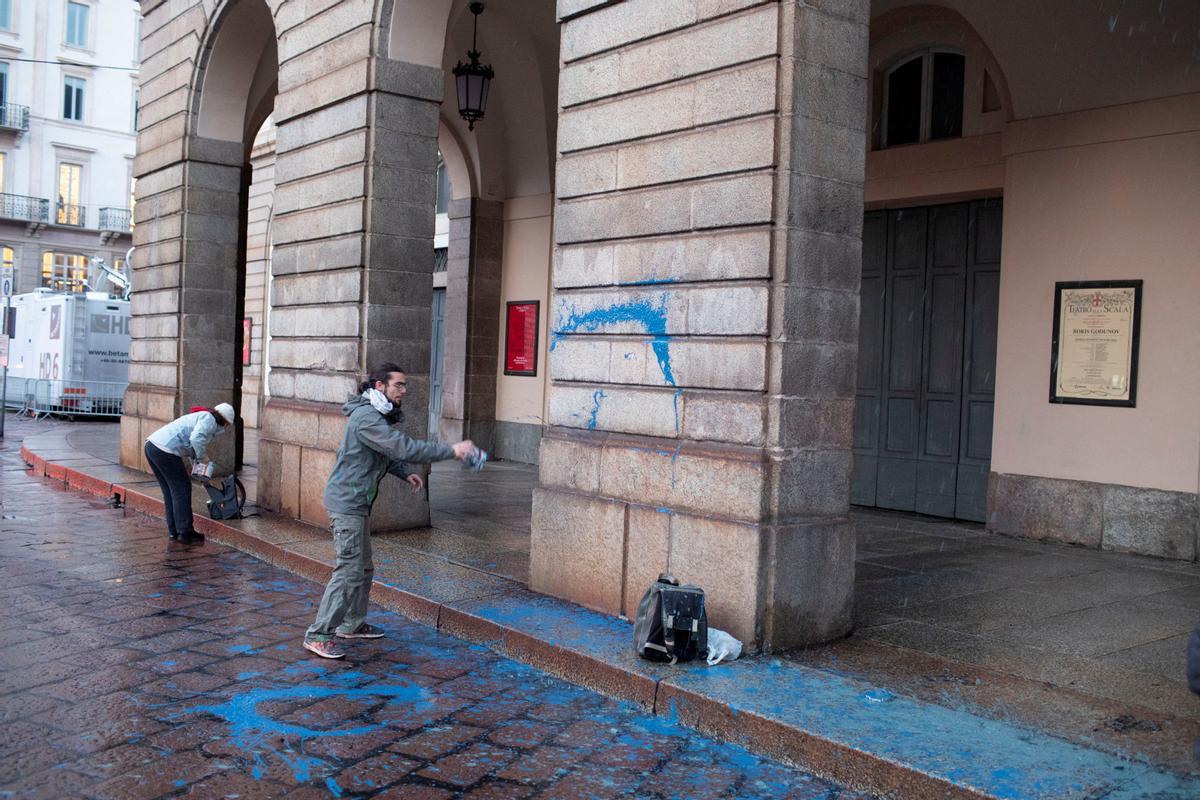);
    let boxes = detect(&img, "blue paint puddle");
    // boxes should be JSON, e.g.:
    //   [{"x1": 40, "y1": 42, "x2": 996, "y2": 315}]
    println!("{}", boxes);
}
[
  {"x1": 229, "y1": 644, "x2": 255, "y2": 654},
  {"x1": 862, "y1": 688, "x2": 896, "y2": 704},
  {"x1": 190, "y1": 668, "x2": 433, "y2": 787}
]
